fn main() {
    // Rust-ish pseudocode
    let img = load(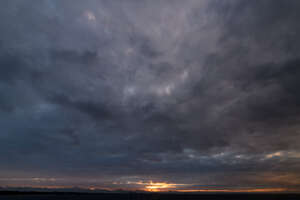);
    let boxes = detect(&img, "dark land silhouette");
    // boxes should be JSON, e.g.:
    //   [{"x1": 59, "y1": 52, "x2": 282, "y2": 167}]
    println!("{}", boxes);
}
[{"x1": 1, "y1": 191, "x2": 300, "y2": 200}]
